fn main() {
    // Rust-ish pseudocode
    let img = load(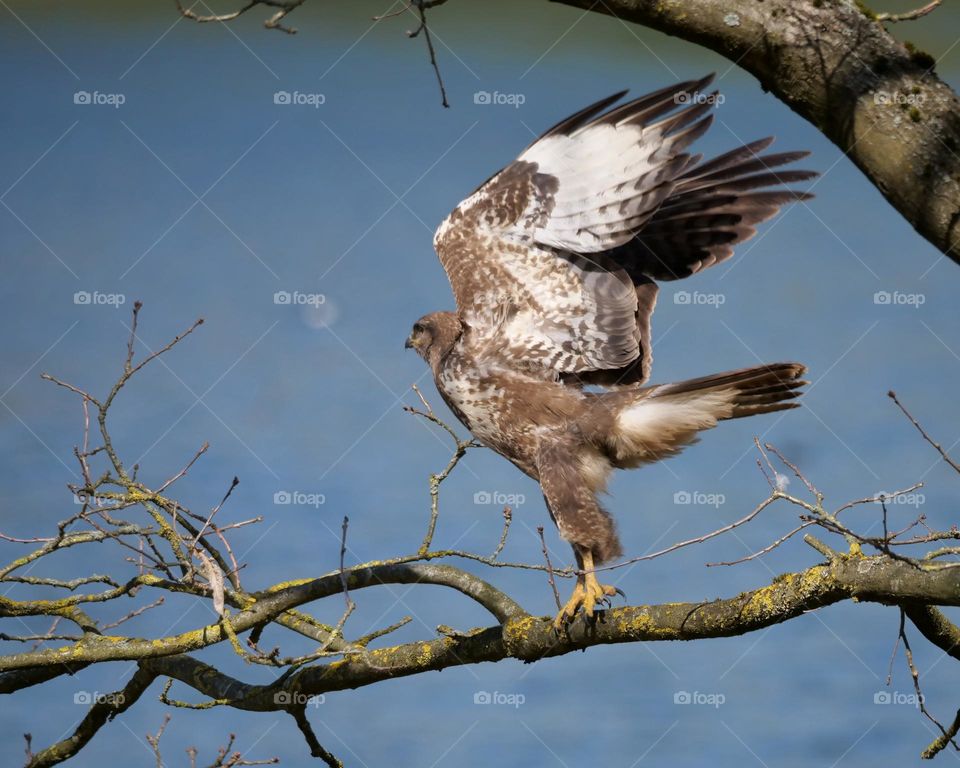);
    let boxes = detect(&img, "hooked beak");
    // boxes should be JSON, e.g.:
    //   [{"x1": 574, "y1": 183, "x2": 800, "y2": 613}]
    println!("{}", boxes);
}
[{"x1": 404, "y1": 336, "x2": 414, "y2": 350}]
